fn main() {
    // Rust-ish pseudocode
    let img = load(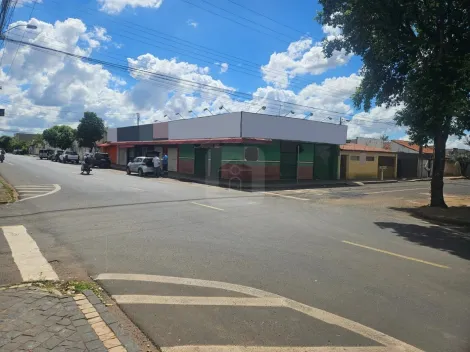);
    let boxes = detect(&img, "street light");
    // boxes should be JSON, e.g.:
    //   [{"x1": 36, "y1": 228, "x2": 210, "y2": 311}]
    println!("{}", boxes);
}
[
  {"x1": 203, "y1": 108, "x2": 214, "y2": 116},
  {"x1": 322, "y1": 116, "x2": 332, "y2": 122},
  {"x1": 255, "y1": 106, "x2": 266, "y2": 114},
  {"x1": 219, "y1": 105, "x2": 230, "y2": 113},
  {"x1": 0, "y1": 24, "x2": 37, "y2": 38},
  {"x1": 283, "y1": 110, "x2": 294, "y2": 117},
  {"x1": 176, "y1": 112, "x2": 184, "y2": 119},
  {"x1": 188, "y1": 110, "x2": 198, "y2": 118},
  {"x1": 304, "y1": 112, "x2": 313, "y2": 119}
]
